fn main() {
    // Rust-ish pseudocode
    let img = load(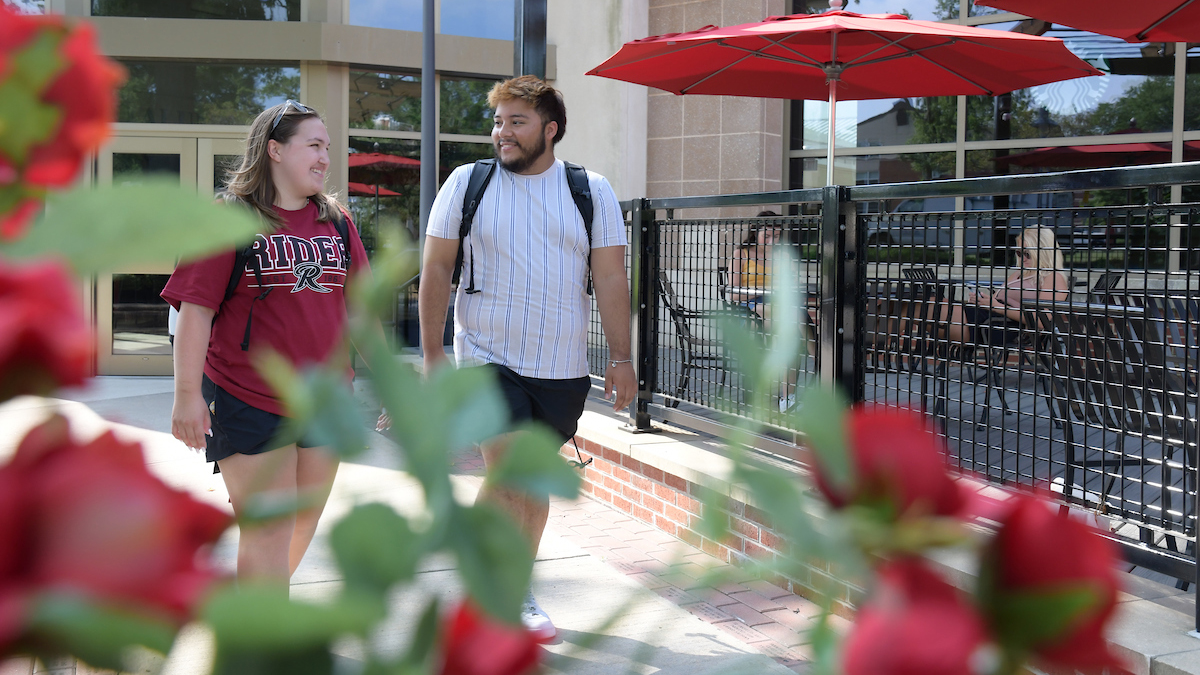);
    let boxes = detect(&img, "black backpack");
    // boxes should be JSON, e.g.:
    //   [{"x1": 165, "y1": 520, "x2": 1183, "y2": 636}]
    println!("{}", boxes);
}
[
  {"x1": 452, "y1": 158, "x2": 595, "y2": 294},
  {"x1": 223, "y1": 204, "x2": 351, "y2": 351}
]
